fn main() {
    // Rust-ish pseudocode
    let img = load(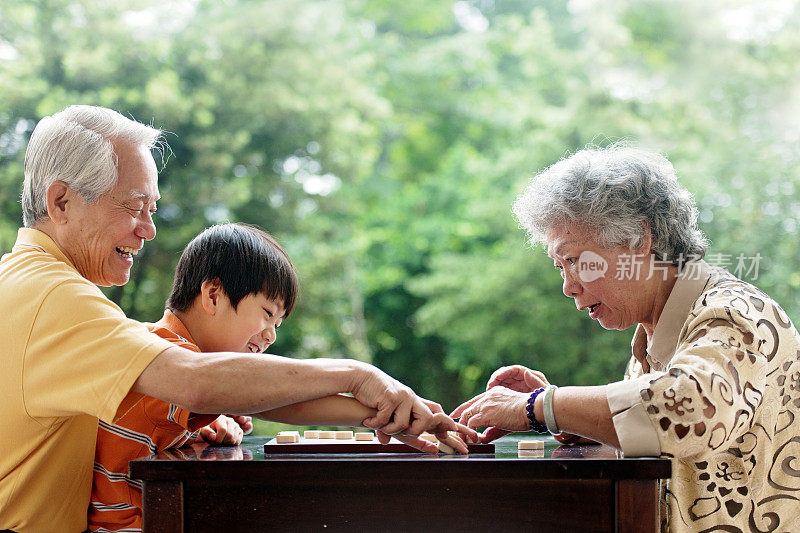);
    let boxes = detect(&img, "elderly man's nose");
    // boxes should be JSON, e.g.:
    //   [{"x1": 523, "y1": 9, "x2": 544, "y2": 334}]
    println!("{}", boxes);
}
[{"x1": 136, "y1": 213, "x2": 157, "y2": 241}]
